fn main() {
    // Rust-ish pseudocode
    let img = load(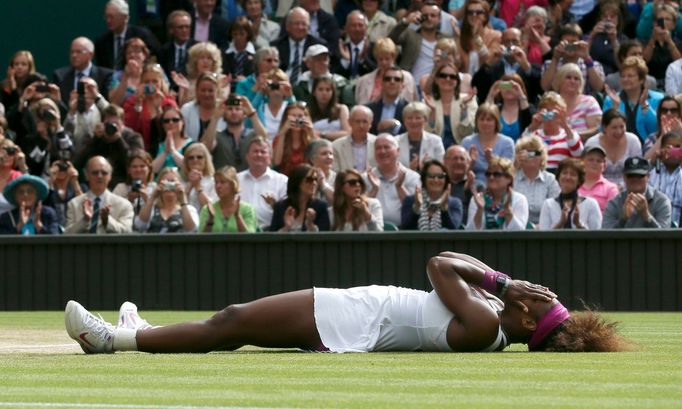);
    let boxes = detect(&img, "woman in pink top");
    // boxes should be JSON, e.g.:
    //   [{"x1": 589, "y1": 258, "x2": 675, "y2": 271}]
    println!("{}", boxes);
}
[
  {"x1": 553, "y1": 63, "x2": 602, "y2": 142},
  {"x1": 520, "y1": 6, "x2": 552, "y2": 66},
  {"x1": 578, "y1": 145, "x2": 619, "y2": 212}
]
